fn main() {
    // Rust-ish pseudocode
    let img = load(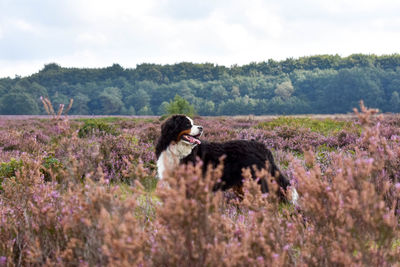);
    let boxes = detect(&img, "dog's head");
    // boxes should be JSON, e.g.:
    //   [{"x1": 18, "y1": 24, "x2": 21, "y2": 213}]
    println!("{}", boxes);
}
[{"x1": 156, "y1": 115, "x2": 203, "y2": 159}]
